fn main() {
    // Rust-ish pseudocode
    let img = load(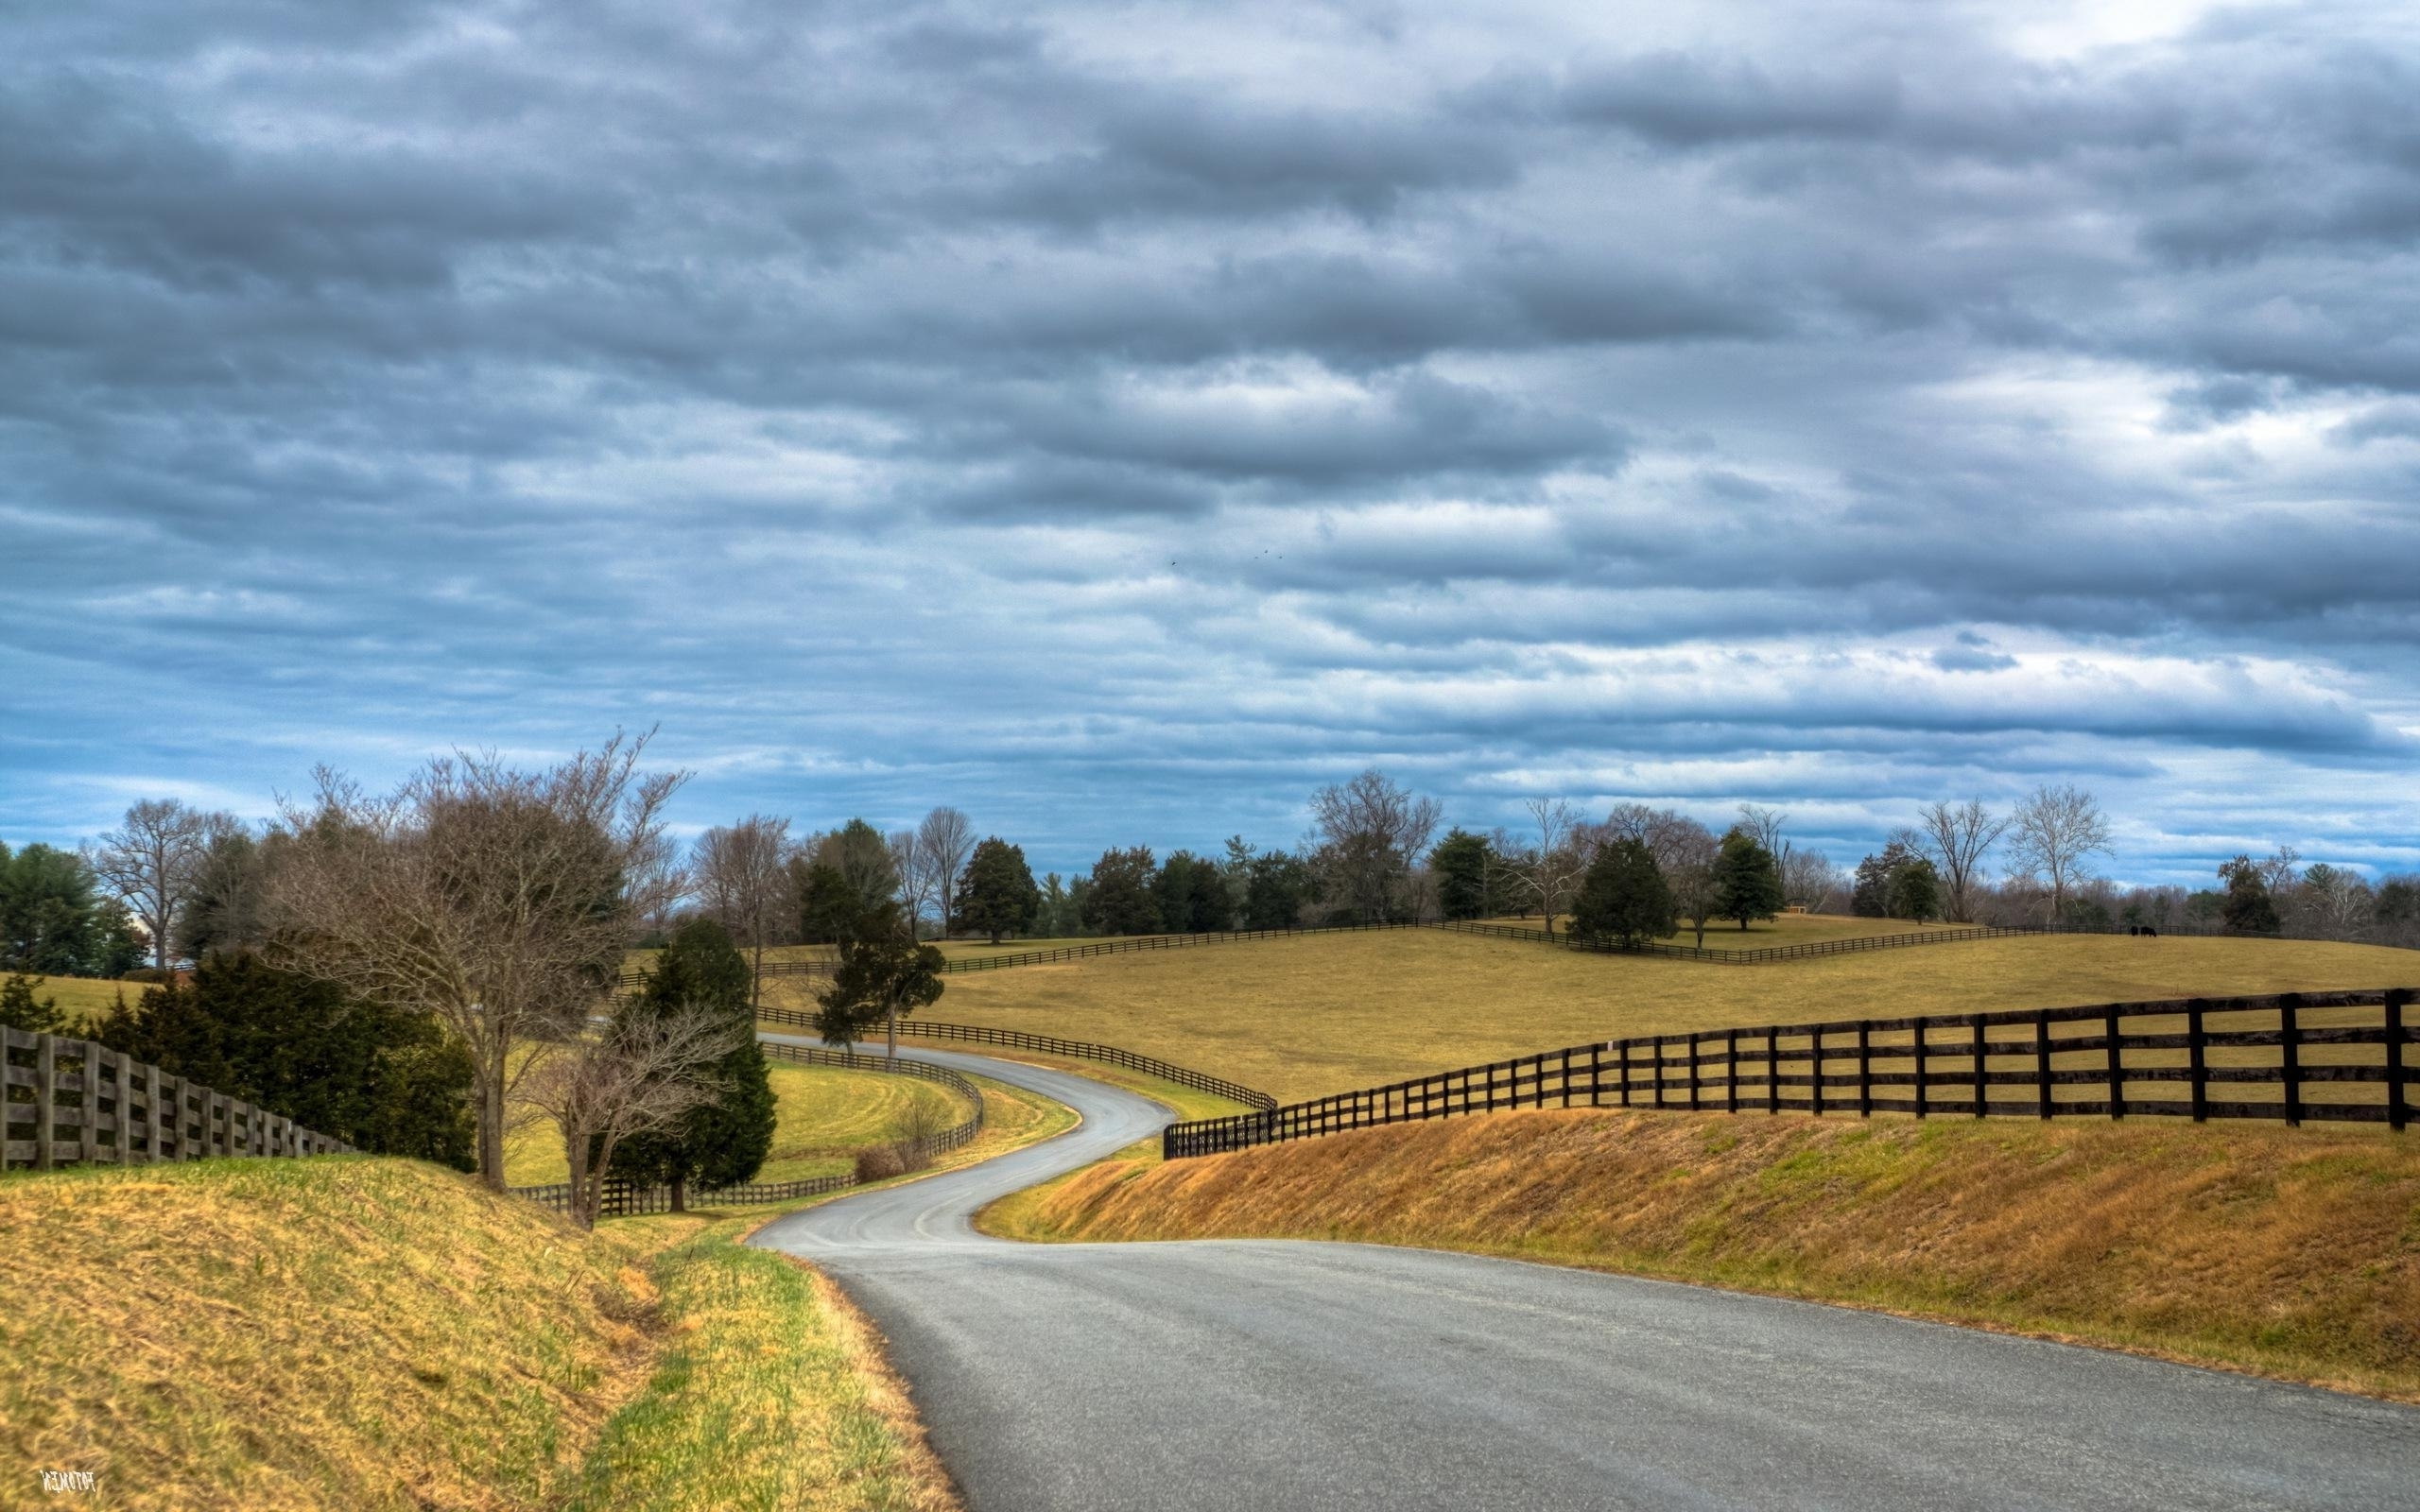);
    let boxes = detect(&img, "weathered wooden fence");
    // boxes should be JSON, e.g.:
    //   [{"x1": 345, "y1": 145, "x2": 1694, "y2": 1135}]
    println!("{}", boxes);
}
[
  {"x1": 1165, "y1": 987, "x2": 2417, "y2": 1159},
  {"x1": 753, "y1": 1005, "x2": 1277, "y2": 1110},
  {"x1": 3, "y1": 1025, "x2": 354, "y2": 1169},
  {"x1": 510, "y1": 1036, "x2": 985, "y2": 1217}
]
